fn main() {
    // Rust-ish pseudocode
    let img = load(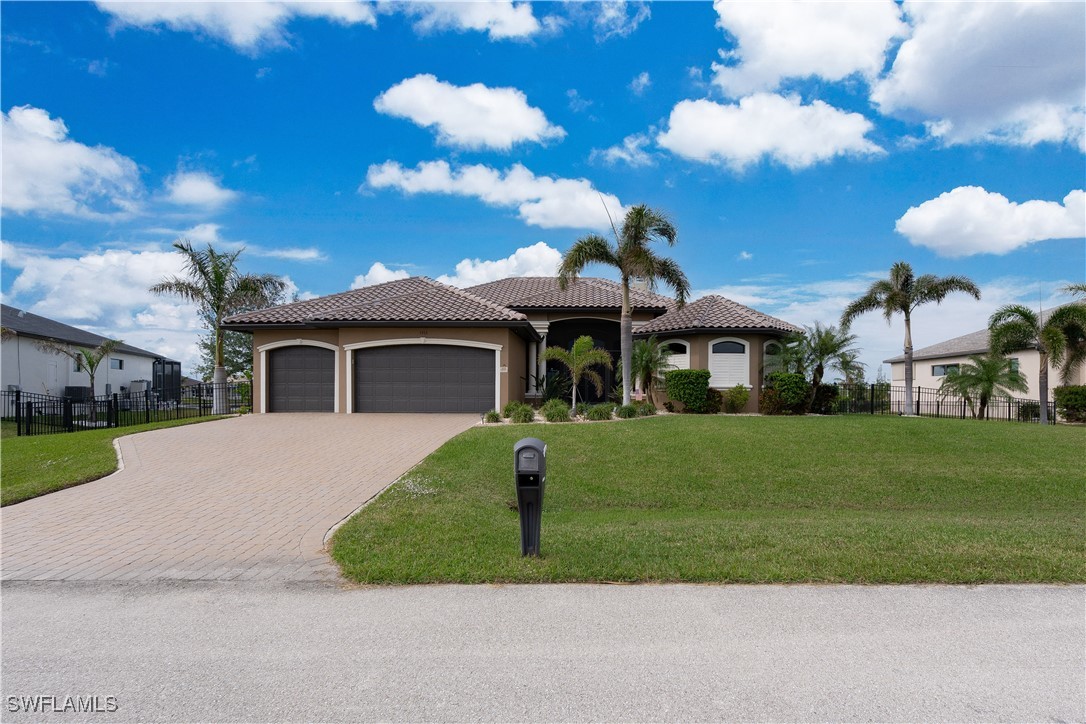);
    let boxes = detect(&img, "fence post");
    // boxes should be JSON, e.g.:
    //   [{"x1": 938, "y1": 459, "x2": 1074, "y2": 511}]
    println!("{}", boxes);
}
[
  {"x1": 915, "y1": 388, "x2": 921, "y2": 417},
  {"x1": 24, "y1": 401, "x2": 33, "y2": 436},
  {"x1": 145, "y1": 391, "x2": 151, "y2": 424},
  {"x1": 14, "y1": 390, "x2": 21, "y2": 436},
  {"x1": 63, "y1": 398, "x2": 74, "y2": 432},
  {"x1": 869, "y1": 384, "x2": 875, "y2": 415},
  {"x1": 112, "y1": 393, "x2": 119, "y2": 428}
]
